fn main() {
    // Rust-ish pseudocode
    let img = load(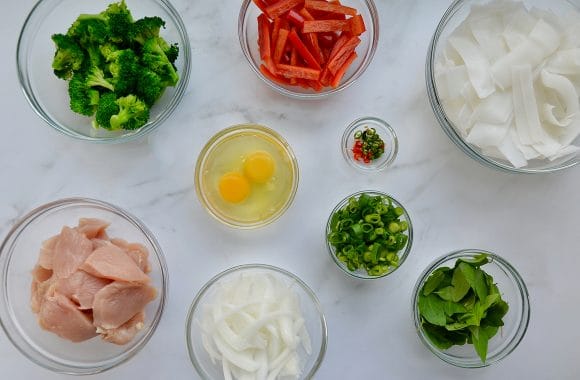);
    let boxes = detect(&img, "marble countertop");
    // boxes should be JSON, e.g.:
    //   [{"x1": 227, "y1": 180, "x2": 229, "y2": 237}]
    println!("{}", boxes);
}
[{"x1": 1, "y1": 0, "x2": 579, "y2": 379}]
